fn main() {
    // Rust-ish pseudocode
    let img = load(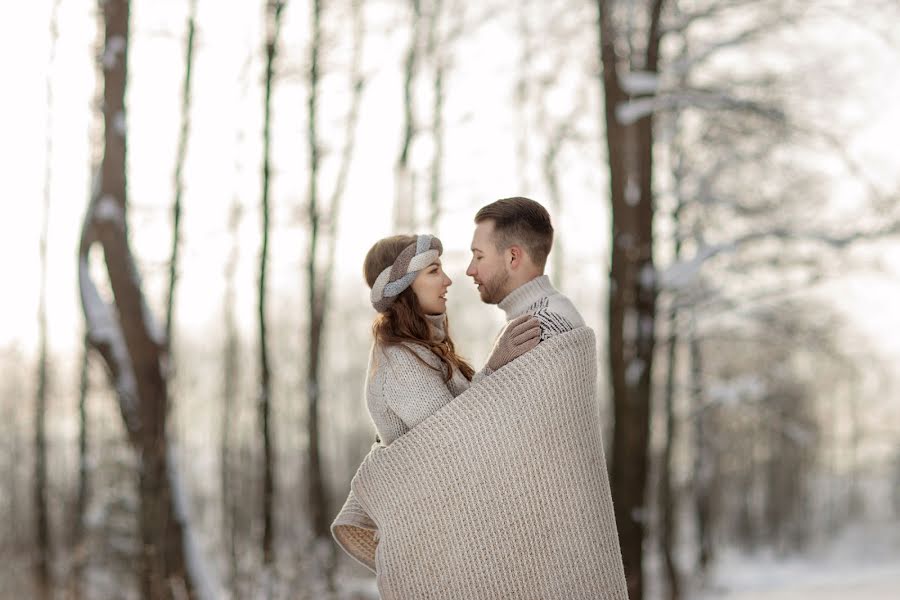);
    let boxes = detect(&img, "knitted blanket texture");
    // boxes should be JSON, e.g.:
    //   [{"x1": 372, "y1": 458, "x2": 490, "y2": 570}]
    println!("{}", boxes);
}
[{"x1": 332, "y1": 326, "x2": 628, "y2": 599}]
